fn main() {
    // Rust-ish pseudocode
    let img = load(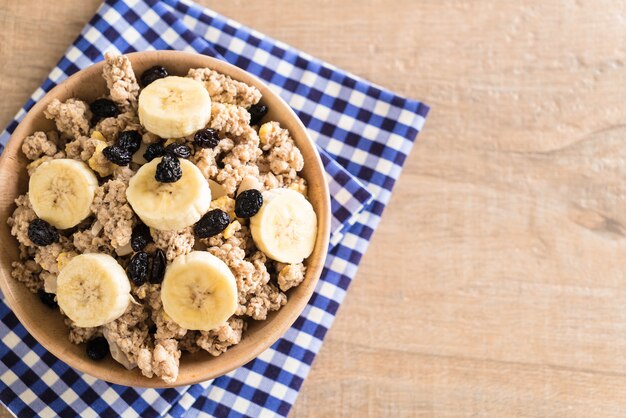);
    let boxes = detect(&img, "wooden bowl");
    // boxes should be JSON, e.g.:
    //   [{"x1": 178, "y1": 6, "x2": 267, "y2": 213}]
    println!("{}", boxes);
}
[{"x1": 0, "y1": 51, "x2": 330, "y2": 387}]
